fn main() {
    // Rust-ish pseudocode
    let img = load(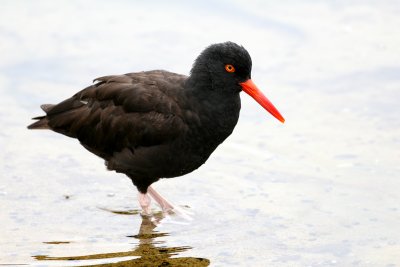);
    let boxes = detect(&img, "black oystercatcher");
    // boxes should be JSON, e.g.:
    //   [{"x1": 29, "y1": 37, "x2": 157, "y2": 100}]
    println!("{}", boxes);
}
[{"x1": 28, "y1": 42, "x2": 284, "y2": 215}]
